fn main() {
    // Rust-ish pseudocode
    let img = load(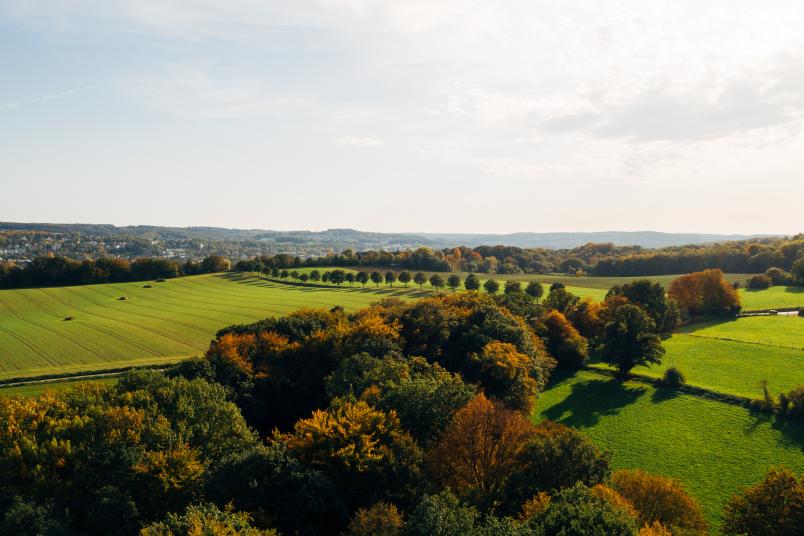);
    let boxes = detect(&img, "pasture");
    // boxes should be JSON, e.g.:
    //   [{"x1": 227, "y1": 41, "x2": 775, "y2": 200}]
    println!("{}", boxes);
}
[
  {"x1": 0, "y1": 273, "x2": 428, "y2": 380},
  {"x1": 739, "y1": 285, "x2": 804, "y2": 311},
  {"x1": 589, "y1": 316, "x2": 804, "y2": 398},
  {"x1": 535, "y1": 369, "x2": 804, "y2": 527}
]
